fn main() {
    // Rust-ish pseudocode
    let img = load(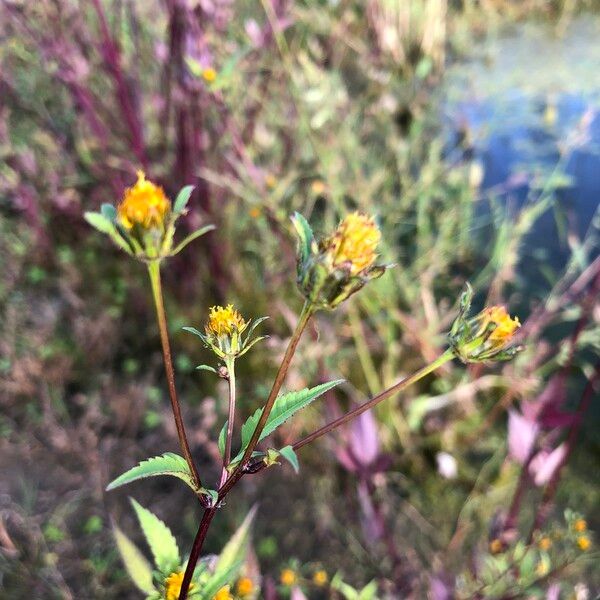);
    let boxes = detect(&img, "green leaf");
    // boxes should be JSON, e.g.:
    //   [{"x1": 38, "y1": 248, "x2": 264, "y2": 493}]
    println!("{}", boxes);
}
[
  {"x1": 199, "y1": 560, "x2": 243, "y2": 600},
  {"x1": 196, "y1": 364, "x2": 218, "y2": 374},
  {"x1": 171, "y1": 225, "x2": 215, "y2": 256},
  {"x1": 130, "y1": 499, "x2": 180, "y2": 574},
  {"x1": 101, "y1": 203, "x2": 117, "y2": 221},
  {"x1": 214, "y1": 506, "x2": 257, "y2": 578},
  {"x1": 106, "y1": 453, "x2": 197, "y2": 492},
  {"x1": 218, "y1": 421, "x2": 227, "y2": 456},
  {"x1": 232, "y1": 380, "x2": 343, "y2": 464},
  {"x1": 113, "y1": 524, "x2": 155, "y2": 594},
  {"x1": 279, "y1": 446, "x2": 299, "y2": 473},
  {"x1": 174, "y1": 185, "x2": 195, "y2": 213},
  {"x1": 358, "y1": 581, "x2": 379, "y2": 600},
  {"x1": 85, "y1": 211, "x2": 116, "y2": 235},
  {"x1": 290, "y1": 212, "x2": 315, "y2": 266}
]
